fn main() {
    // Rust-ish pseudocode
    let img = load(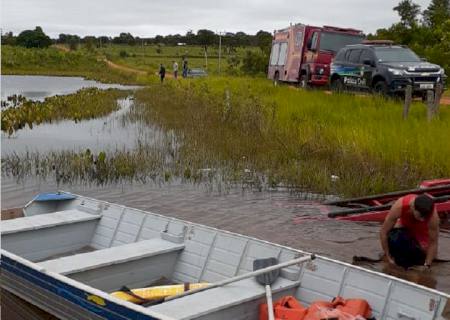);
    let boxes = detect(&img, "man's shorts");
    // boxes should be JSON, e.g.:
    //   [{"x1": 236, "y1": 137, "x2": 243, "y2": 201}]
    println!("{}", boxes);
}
[{"x1": 388, "y1": 228, "x2": 426, "y2": 268}]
